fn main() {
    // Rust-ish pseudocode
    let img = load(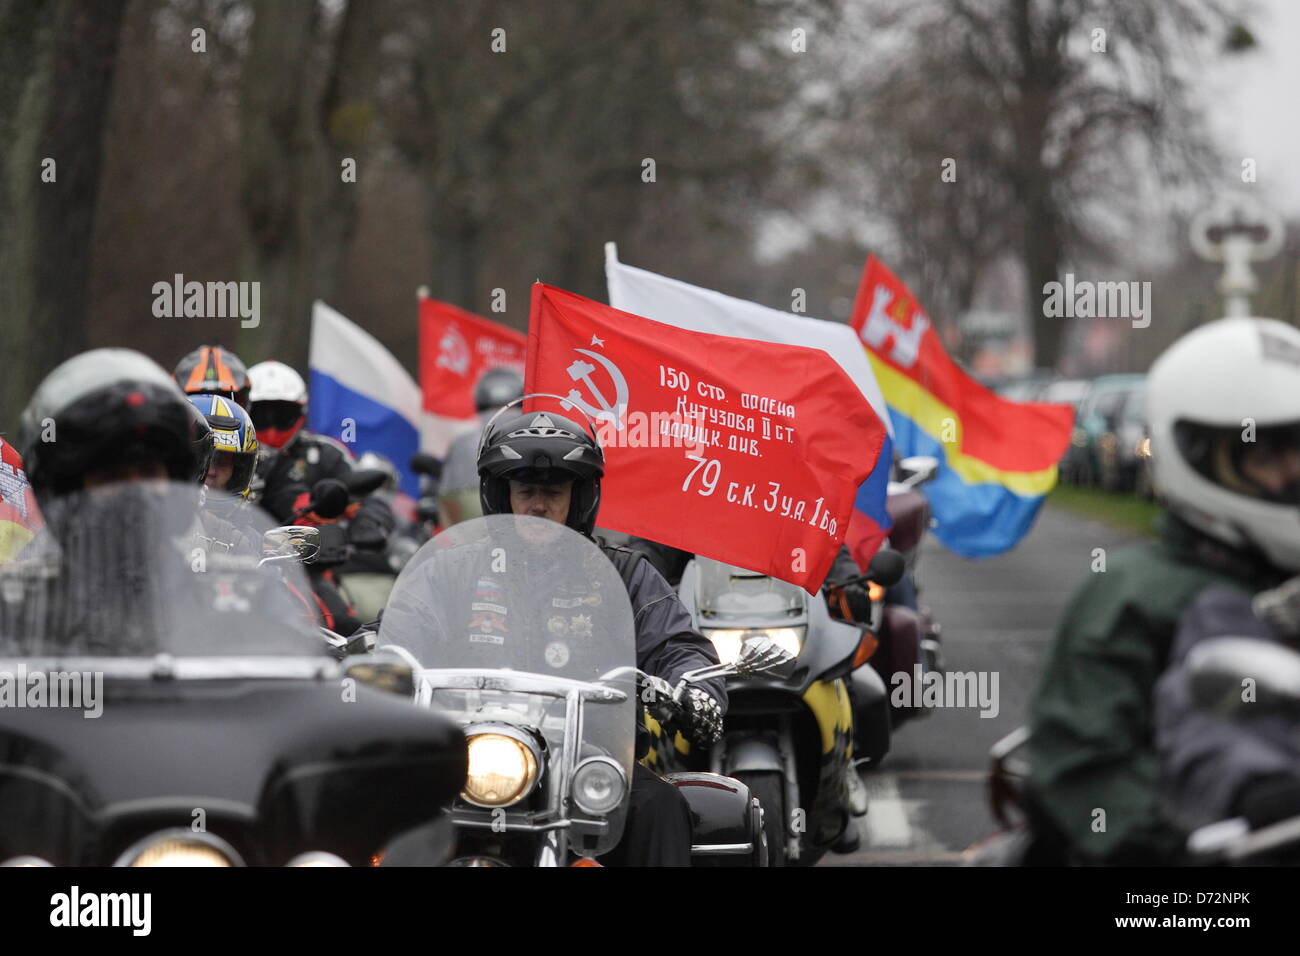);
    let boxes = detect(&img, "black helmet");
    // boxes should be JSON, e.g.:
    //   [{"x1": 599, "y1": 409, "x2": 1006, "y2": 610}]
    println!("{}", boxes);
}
[
  {"x1": 19, "y1": 349, "x2": 199, "y2": 509},
  {"x1": 474, "y1": 366, "x2": 525, "y2": 414},
  {"x1": 186, "y1": 399, "x2": 216, "y2": 484},
  {"x1": 173, "y1": 345, "x2": 251, "y2": 408},
  {"x1": 477, "y1": 404, "x2": 605, "y2": 536}
]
